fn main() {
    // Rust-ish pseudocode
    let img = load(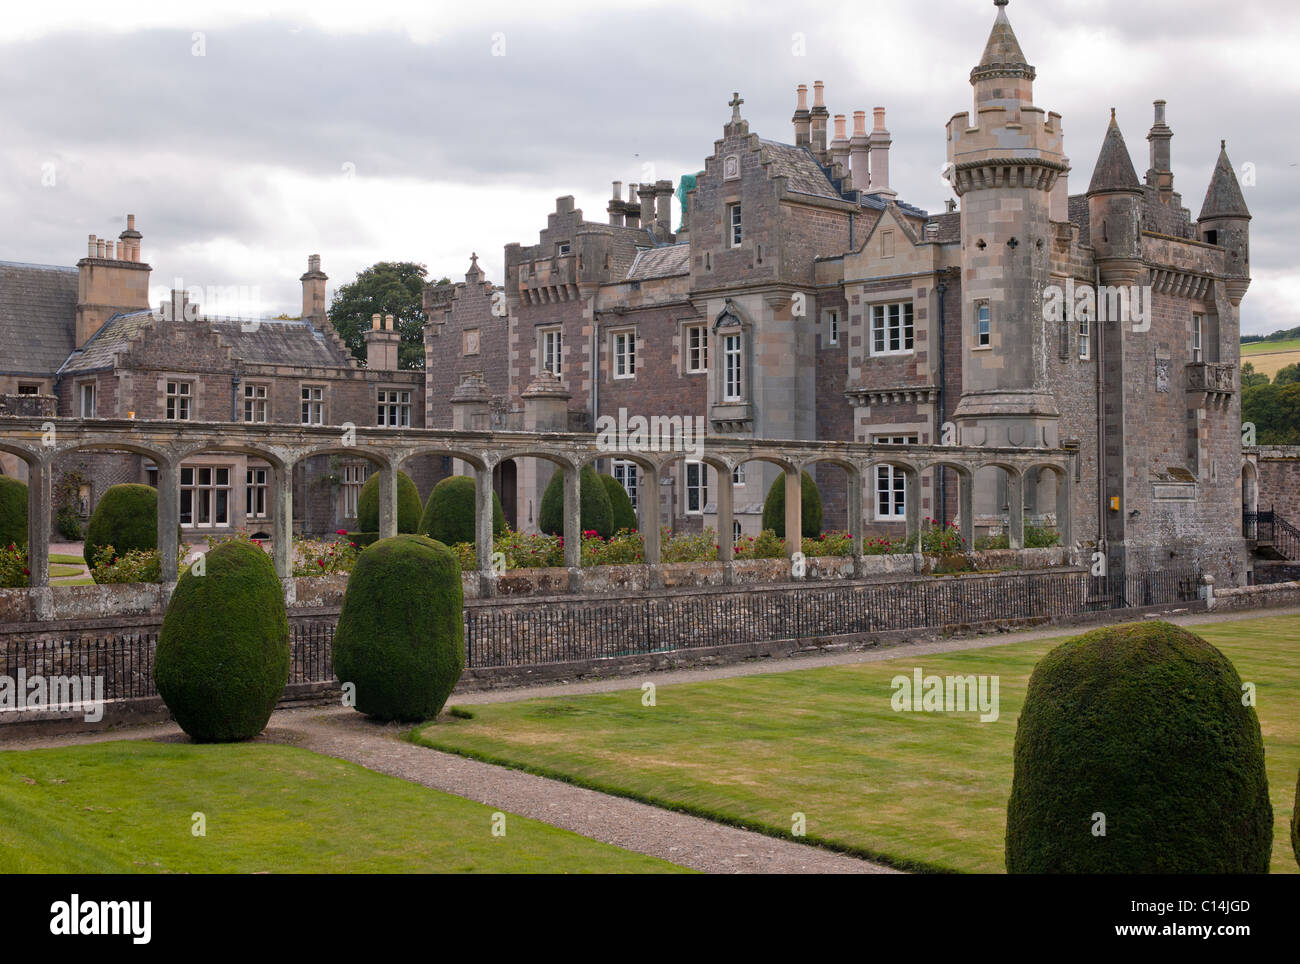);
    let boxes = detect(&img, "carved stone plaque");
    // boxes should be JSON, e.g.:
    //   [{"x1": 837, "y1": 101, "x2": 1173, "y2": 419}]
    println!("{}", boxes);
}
[
  {"x1": 1155, "y1": 357, "x2": 1171, "y2": 393},
  {"x1": 723, "y1": 154, "x2": 740, "y2": 181}
]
